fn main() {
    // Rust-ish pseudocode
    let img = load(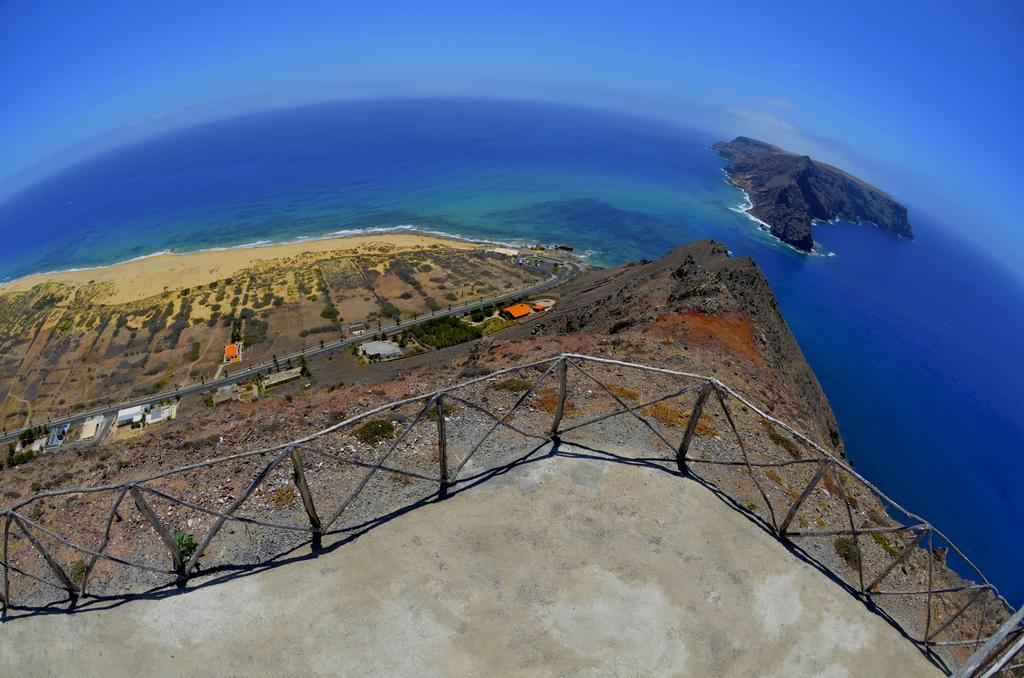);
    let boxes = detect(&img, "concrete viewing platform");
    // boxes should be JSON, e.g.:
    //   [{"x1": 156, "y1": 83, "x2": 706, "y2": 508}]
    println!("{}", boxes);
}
[{"x1": 0, "y1": 448, "x2": 938, "y2": 677}]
